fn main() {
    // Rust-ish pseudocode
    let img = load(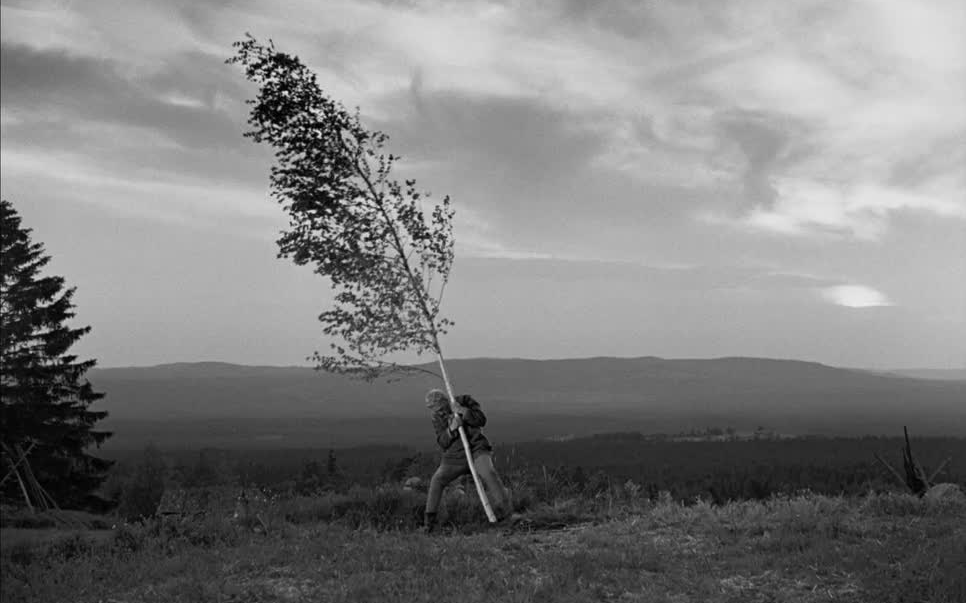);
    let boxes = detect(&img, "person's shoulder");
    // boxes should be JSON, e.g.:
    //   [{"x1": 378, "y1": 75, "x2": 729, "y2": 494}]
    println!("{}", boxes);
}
[{"x1": 457, "y1": 394, "x2": 479, "y2": 407}]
